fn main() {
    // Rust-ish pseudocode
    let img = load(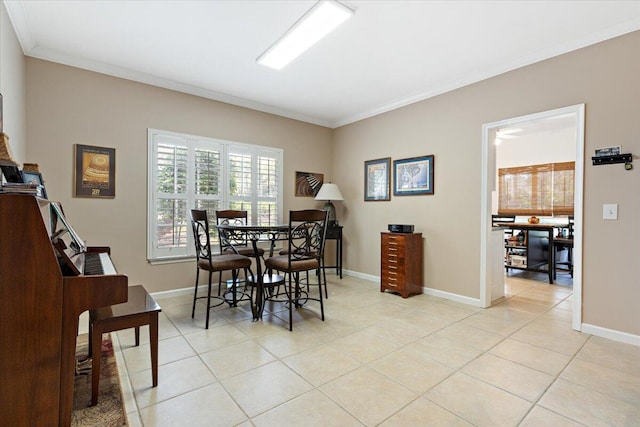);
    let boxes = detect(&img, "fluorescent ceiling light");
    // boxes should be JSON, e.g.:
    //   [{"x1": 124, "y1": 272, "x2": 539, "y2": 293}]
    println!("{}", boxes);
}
[{"x1": 257, "y1": 0, "x2": 354, "y2": 70}]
